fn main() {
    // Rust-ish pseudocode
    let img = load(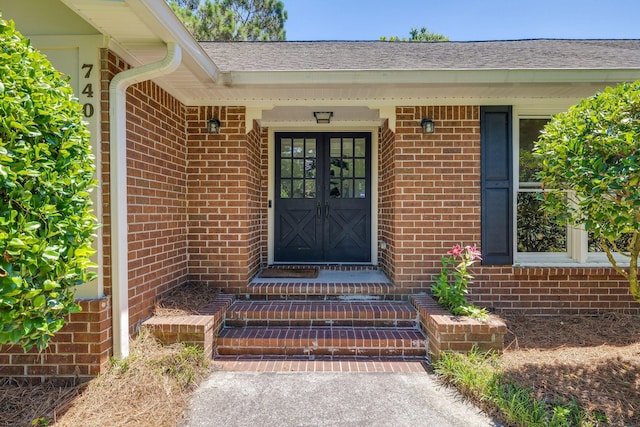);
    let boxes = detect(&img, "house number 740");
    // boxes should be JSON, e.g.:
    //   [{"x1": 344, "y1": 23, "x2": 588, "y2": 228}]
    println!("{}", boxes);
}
[{"x1": 81, "y1": 63, "x2": 95, "y2": 118}]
